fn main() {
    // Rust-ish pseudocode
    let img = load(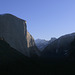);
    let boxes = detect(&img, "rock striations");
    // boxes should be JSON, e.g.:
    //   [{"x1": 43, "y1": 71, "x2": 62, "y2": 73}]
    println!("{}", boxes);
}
[{"x1": 0, "y1": 14, "x2": 39, "y2": 57}]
